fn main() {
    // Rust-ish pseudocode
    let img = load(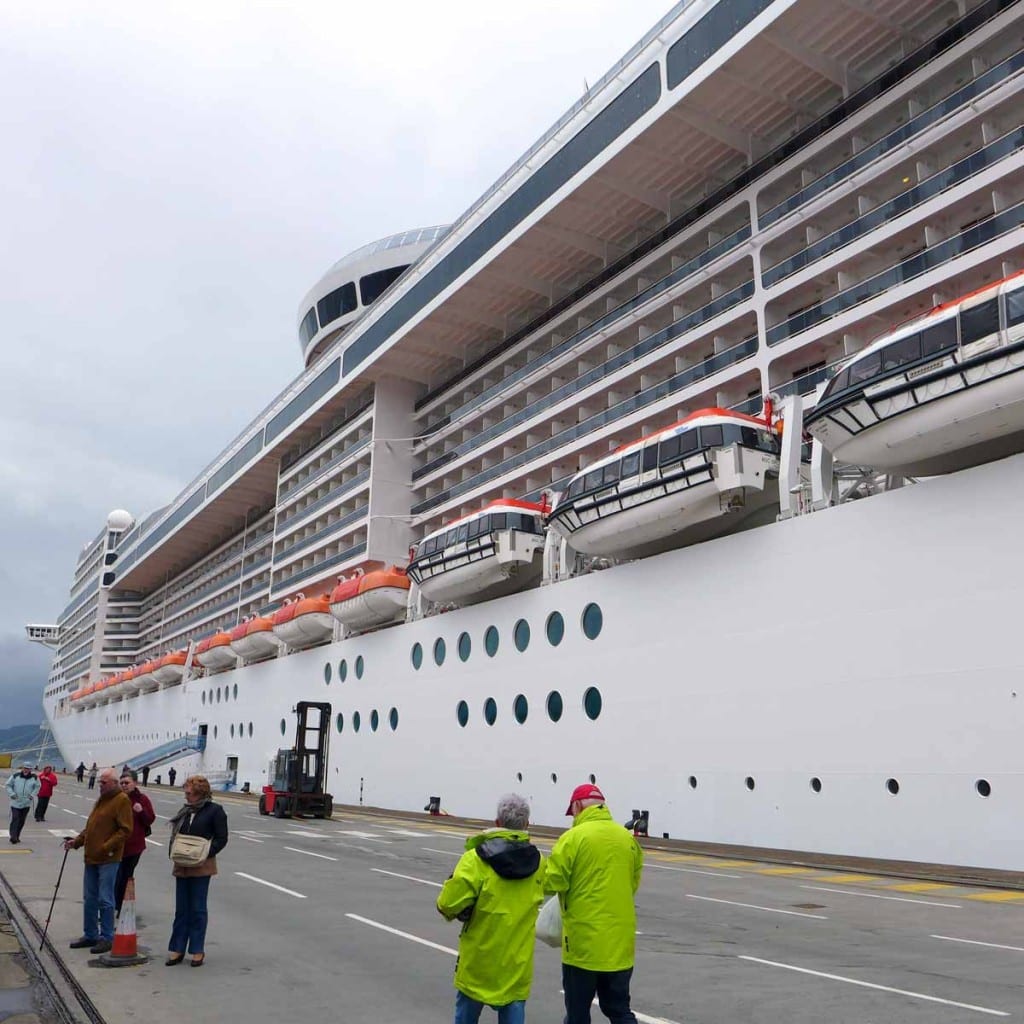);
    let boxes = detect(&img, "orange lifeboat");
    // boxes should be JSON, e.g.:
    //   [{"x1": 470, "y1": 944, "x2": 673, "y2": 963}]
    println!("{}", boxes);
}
[
  {"x1": 153, "y1": 649, "x2": 188, "y2": 687},
  {"x1": 134, "y1": 659, "x2": 160, "y2": 693},
  {"x1": 330, "y1": 567, "x2": 410, "y2": 631},
  {"x1": 228, "y1": 616, "x2": 279, "y2": 661},
  {"x1": 271, "y1": 594, "x2": 334, "y2": 648},
  {"x1": 79, "y1": 681, "x2": 98, "y2": 706},
  {"x1": 120, "y1": 666, "x2": 141, "y2": 695},
  {"x1": 195, "y1": 632, "x2": 237, "y2": 671}
]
